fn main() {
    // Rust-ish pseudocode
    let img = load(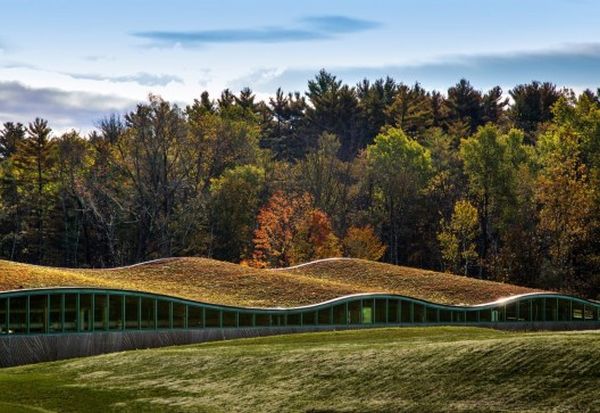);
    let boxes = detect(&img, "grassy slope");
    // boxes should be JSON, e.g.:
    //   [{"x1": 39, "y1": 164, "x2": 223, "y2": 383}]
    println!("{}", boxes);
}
[
  {"x1": 0, "y1": 327, "x2": 599, "y2": 412},
  {"x1": 0, "y1": 258, "x2": 540, "y2": 307}
]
